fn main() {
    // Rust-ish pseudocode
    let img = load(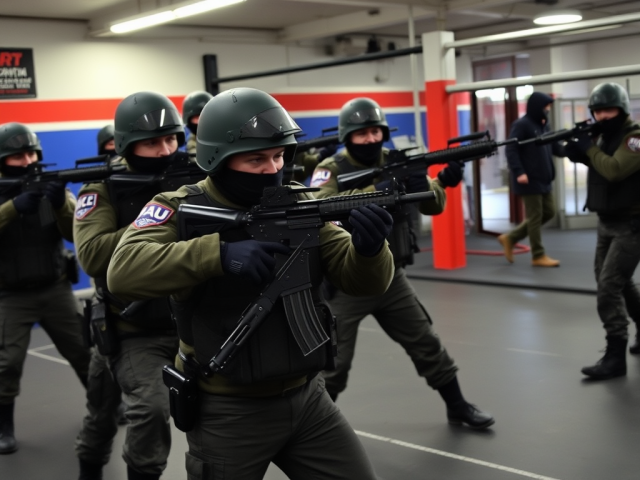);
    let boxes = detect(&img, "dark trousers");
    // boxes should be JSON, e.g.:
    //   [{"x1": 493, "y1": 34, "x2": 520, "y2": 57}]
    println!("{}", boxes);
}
[
  {"x1": 109, "y1": 334, "x2": 178, "y2": 475},
  {"x1": 185, "y1": 375, "x2": 378, "y2": 480},
  {"x1": 507, "y1": 192, "x2": 556, "y2": 259},
  {"x1": 322, "y1": 268, "x2": 458, "y2": 394},
  {"x1": 594, "y1": 217, "x2": 640, "y2": 339},
  {"x1": 75, "y1": 347, "x2": 122, "y2": 465},
  {"x1": 0, "y1": 278, "x2": 90, "y2": 404}
]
